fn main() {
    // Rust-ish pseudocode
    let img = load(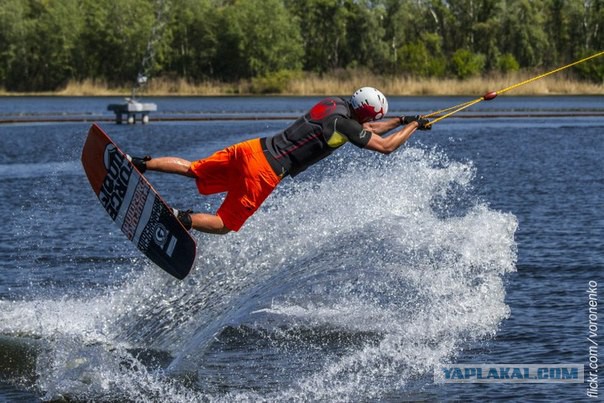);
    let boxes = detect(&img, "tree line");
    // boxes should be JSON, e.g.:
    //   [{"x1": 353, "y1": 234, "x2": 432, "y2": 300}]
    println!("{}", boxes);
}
[{"x1": 1, "y1": 0, "x2": 602, "y2": 92}]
